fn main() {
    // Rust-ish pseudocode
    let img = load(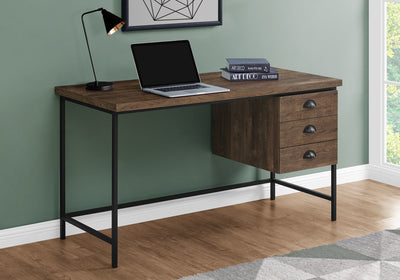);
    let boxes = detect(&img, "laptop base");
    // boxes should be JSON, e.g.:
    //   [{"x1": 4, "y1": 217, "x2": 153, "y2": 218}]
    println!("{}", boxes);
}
[{"x1": 144, "y1": 83, "x2": 230, "y2": 98}]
